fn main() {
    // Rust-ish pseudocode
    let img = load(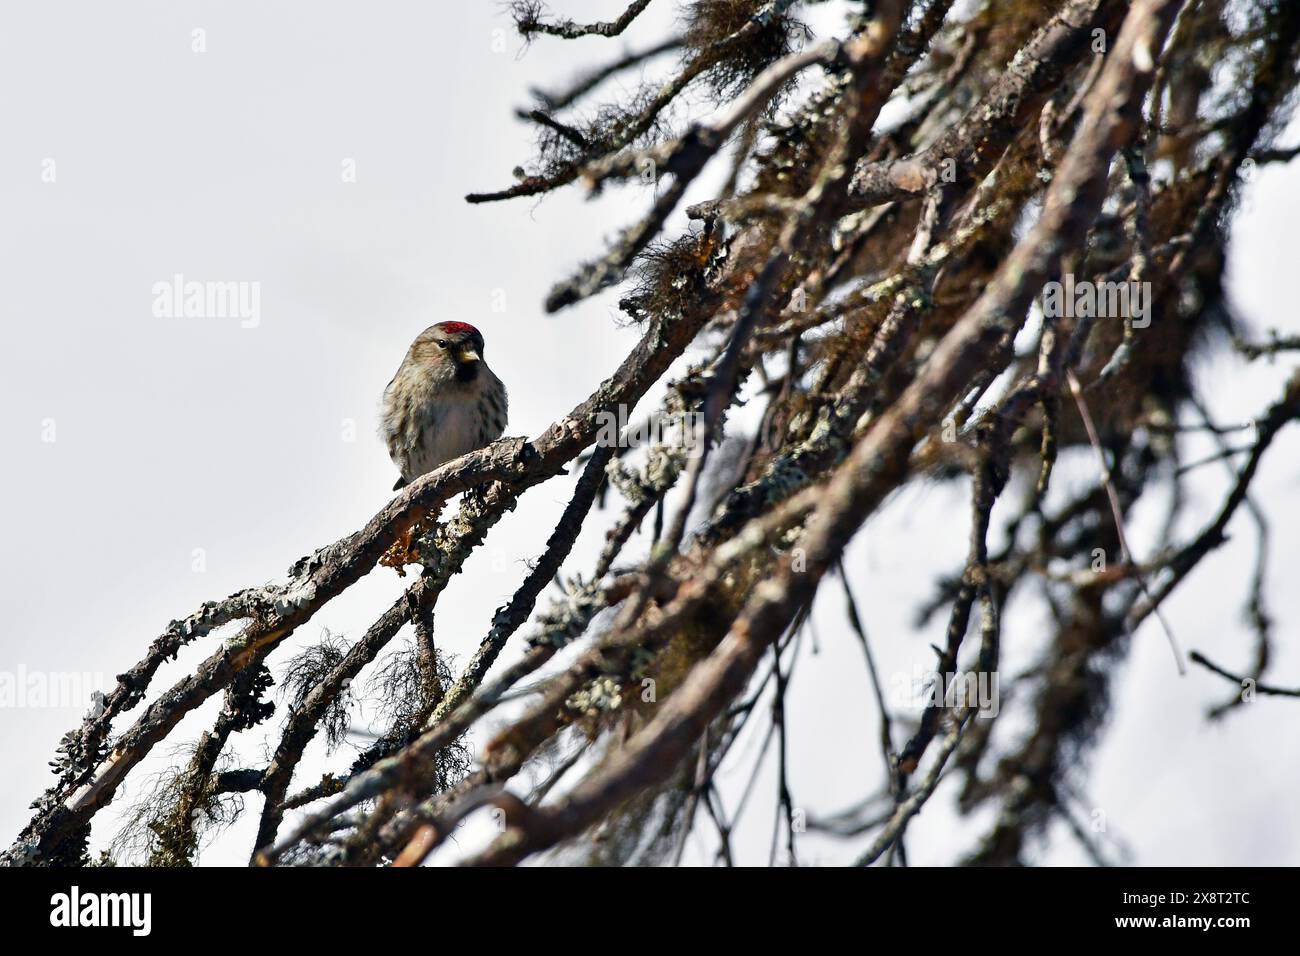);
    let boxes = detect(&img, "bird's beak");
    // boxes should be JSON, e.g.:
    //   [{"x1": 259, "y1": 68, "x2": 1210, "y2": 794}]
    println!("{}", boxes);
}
[{"x1": 455, "y1": 346, "x2": 481, "y2": 366}]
